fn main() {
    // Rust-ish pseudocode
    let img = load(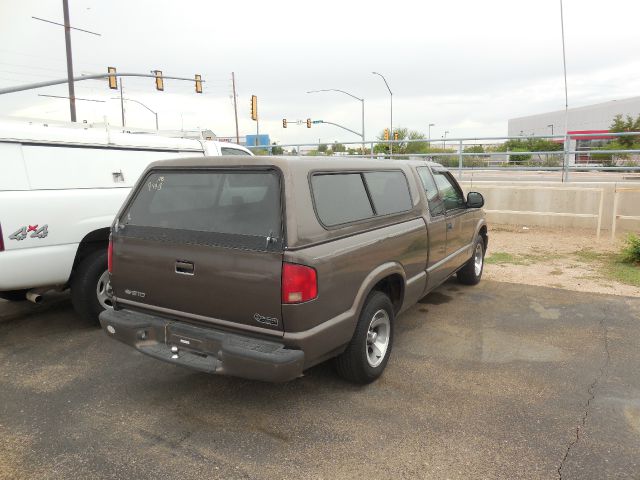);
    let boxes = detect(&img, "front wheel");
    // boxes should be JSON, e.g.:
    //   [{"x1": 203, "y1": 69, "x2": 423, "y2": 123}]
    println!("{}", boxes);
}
[
  {"x1": 457, "y1": 234, "x2": 485, "y2": 285},
  {"x1": 71, "y1": 250, "x2": 113, "y2": 325},
  {"x1": 336, "y1": 291, "x2": 394, "y2": 384}
]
